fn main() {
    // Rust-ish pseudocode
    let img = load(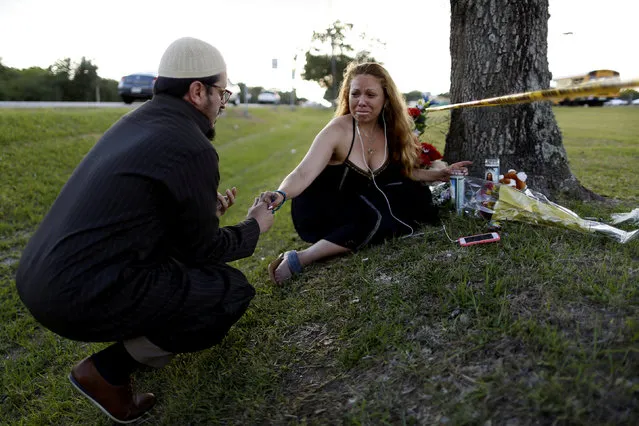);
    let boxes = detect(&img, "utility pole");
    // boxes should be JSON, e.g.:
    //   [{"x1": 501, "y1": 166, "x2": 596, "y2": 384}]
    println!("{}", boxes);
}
[
  {"x1": 243, "y1": 85, "x2": 249, "y2": 118},
  {"x1": 290, "y1": 53, "x2": 297, "y2": 110},
  {"x1": 272, "y1": 58, "x2": 278, "y2": 110},
  {"x1": 329, "y1": 0, "x2": 335, "y2": 101},
  {"x1": 330, "y1": 34, "x2": 337, "y2": 105}
]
